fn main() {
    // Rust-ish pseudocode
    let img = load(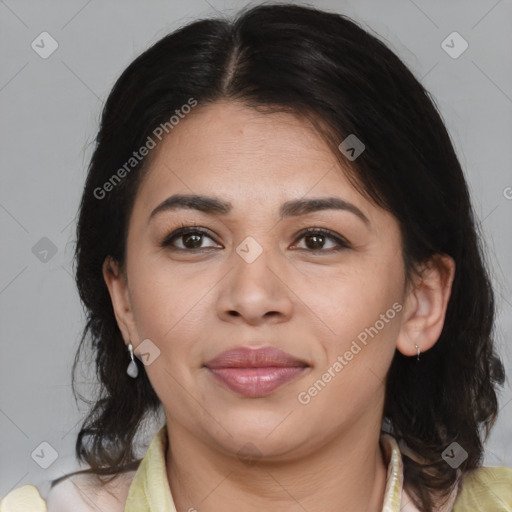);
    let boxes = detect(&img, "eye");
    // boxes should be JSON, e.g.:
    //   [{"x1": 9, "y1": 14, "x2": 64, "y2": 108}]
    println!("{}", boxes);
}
[
  {"x1": 160, "y1": 225, "x2": 351, "y2": 253},
  {"x1": 160, "y1": 226, "x2": 220, "y2": 251},
  {"x1": 292, "y1": 228, "x2": 351, "y2": 252}
]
